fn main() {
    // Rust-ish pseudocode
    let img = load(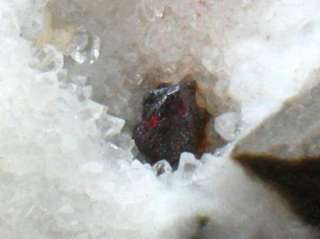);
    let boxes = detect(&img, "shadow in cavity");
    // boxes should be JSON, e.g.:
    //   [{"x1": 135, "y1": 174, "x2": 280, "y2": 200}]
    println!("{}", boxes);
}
[{"x1": 235, "y1": 154, "x2": 320, "y2": 227}]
